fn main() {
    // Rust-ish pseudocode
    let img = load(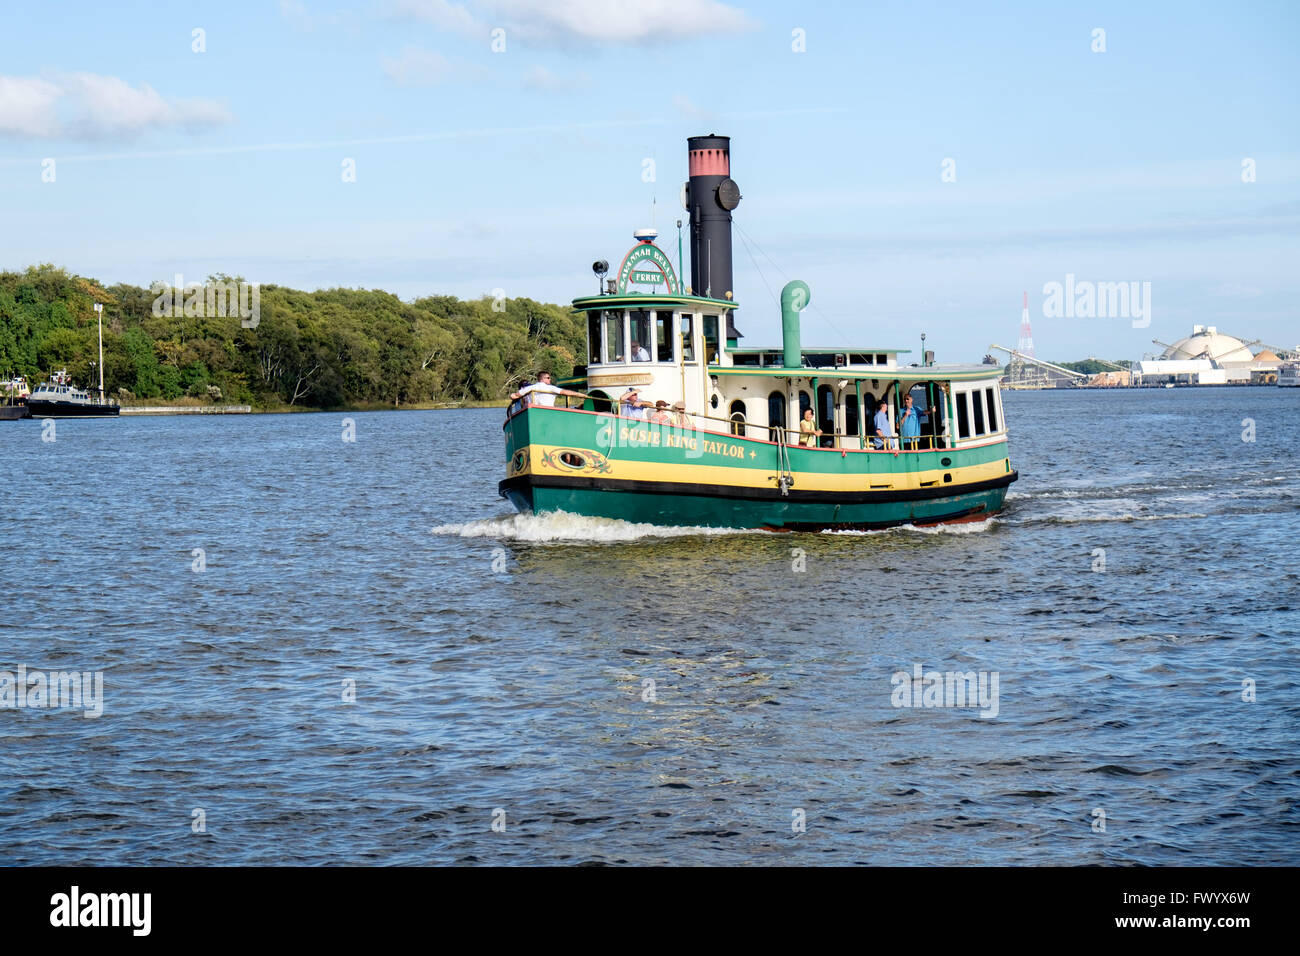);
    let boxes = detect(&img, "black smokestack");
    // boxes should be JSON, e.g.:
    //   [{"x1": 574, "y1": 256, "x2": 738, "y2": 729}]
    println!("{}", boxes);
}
[{"x1": 686, "y1": 134, "x2": 741, "y2": 340}]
